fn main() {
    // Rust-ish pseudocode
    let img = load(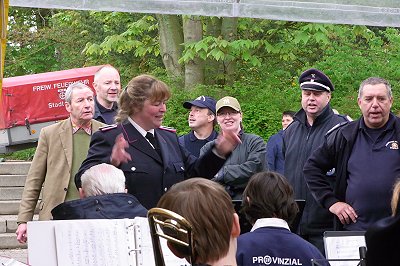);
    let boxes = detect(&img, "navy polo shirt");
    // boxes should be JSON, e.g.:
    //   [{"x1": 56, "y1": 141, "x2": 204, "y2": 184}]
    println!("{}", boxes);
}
[
  {"x1": 94, "y1": 97, "x2": 118, "y2": 125},
  {"x1": 178, "y1": 130, "x2": 218, "y2": 157},
  {"x1": 346, "y1": 115, "x2": 400, "y2": 231}
]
